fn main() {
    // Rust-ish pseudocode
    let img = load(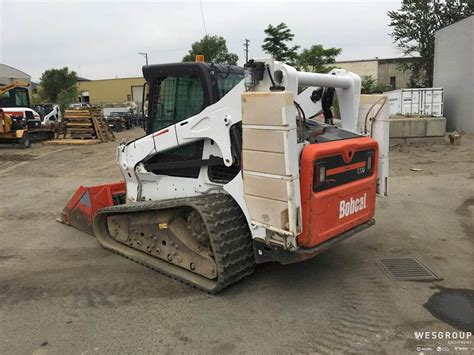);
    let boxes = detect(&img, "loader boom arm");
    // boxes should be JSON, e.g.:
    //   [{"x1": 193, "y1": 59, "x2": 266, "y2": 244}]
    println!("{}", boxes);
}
[{"x1": 0, "y1": 81, "x2": 30, "y2": 96}]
